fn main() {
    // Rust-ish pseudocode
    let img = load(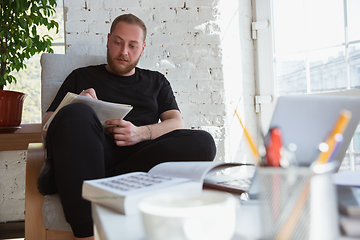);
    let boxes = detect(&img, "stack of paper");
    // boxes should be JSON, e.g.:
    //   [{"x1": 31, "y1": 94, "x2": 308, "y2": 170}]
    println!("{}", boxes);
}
[{"x1": 334, "y1": 171, "x2": 360, "y2": 237}]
